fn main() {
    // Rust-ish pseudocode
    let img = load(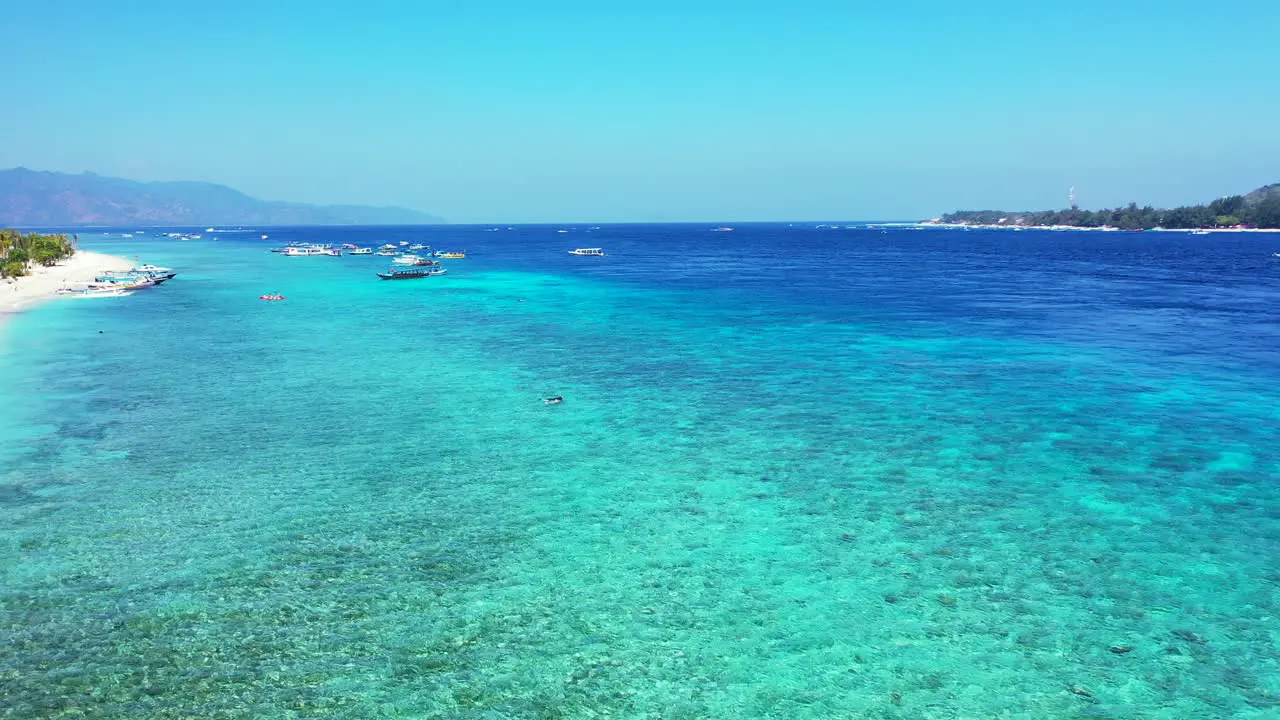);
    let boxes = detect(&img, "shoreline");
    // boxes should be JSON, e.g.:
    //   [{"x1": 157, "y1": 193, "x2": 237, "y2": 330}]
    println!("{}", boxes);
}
[
  {"x1": 911, "y1": 222, "x2": 1280, "y2": 233},
  {"x1": 0, "y1": 250, "x2": 137, "y2": 318}
]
